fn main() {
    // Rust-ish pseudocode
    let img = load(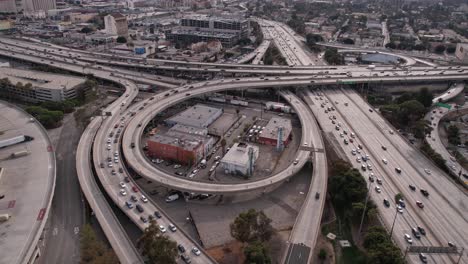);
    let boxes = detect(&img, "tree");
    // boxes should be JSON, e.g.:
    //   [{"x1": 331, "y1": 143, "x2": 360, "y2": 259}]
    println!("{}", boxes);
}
[
  {"x1": 324, "y1": 48, "x2": 344, "y2": 65},
  {"x1": 137, "y1": 220, "x2": 178, "y2": 264},
  {"x1": 80, "y1": 224, "x2": 118, "y2": 264},
  {"x1": 446, "y1": 45, "x2": 456, "y2": 54},
  {"x1": 416, "y1": 87, "x2": 433, "y2": 108},
  {"x1": 385, "y1": 42, "x2": 396, "y2": 49},
  {"x1": 447, "y1": 125, "x2": 461, "y2": 145},
  {"x1": 230, "y1": 209, "x2": 273, "y2": 243},
  {"x1": 434, "y1": 44, "x2": 446, "y2": 54},
  {"x1": 318, "y1": 249, "x2": 327, "y2": 262},
  {"x1": 306, "y1": 34, "x2": 323, "y2": 51},
  {"x1": 328, "y1": 161, "x2": 368, "y2": 211},
  {"x1": 81, "y1": 27, "x2": 94, "y2": 34},
  {"x1": 244, "y1": 240, "x2": 271, "y2": 264},
  {"x1": 342, "y1": 38, "x2": 355, "y2": 45},
  {"x1": 220, "y1": 138, "x2": 227, "y2": 154},
  {"x1": 116, "y1": 36, "x2": 127, "y2": 43},
  {"x1": 364, "y1": 226, "x2": 404, "y2": 264},
  {"x1": 394, "y1": 193, "x2": 404, "y2": 203}
]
